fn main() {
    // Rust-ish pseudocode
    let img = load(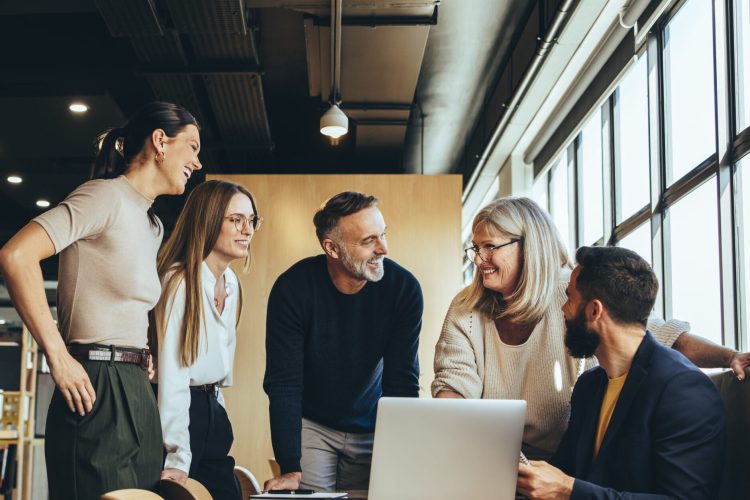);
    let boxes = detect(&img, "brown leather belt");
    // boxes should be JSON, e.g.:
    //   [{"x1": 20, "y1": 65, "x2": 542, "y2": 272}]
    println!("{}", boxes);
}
[{"x1": 68, "y1": 344, "x2": 151, "y2": 371}]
